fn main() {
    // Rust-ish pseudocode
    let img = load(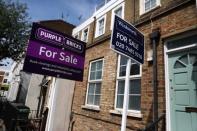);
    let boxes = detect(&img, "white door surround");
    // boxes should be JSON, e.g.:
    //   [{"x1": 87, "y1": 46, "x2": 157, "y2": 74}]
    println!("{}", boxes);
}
[{"x1": 164, "y1": 32, "x2": 197, "y2": 131}]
